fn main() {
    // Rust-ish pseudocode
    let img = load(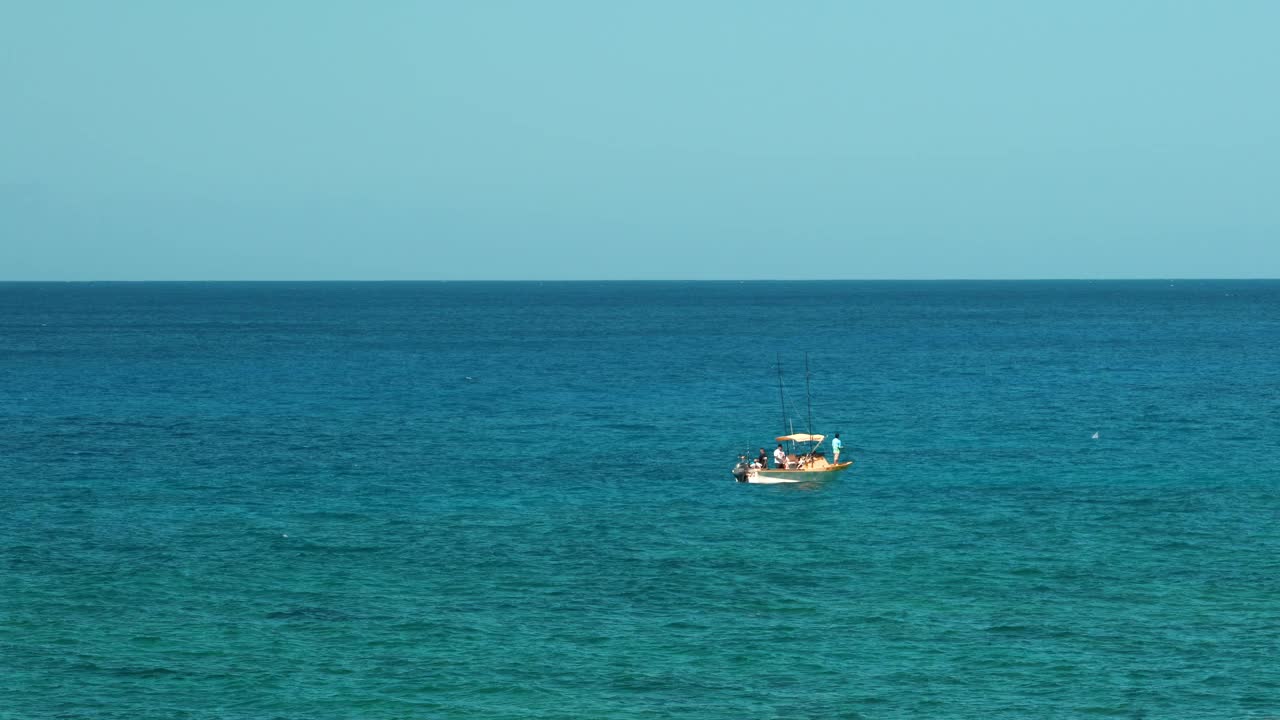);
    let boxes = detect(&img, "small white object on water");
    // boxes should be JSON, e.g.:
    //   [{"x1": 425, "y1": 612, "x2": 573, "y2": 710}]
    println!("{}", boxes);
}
[
  {"x1": 1091, "y1": 431, "x2": 1100, "y2": 440},
  {"x1": 282, "y1": 534, "x2": 288, "y2": 538}
]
